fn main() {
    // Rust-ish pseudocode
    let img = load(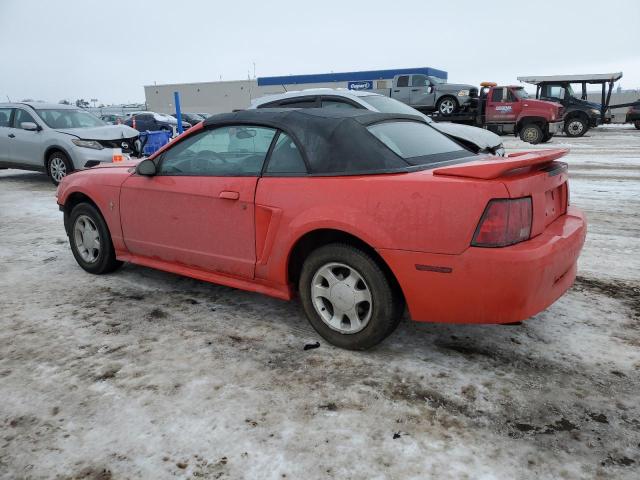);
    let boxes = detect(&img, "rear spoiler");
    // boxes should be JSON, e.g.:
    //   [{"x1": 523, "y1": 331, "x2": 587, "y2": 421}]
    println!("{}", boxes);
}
[{"x1": 433, "y1": 149, "x2": 569, "y2": 180}]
